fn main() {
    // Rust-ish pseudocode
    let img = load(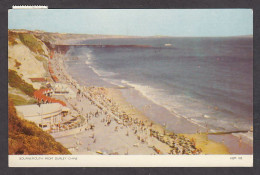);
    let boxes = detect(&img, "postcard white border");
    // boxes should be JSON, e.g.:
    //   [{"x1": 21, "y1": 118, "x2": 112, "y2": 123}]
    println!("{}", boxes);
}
[{"x1": 9, "y1": 155, "x2": 253, "y2": 167}]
